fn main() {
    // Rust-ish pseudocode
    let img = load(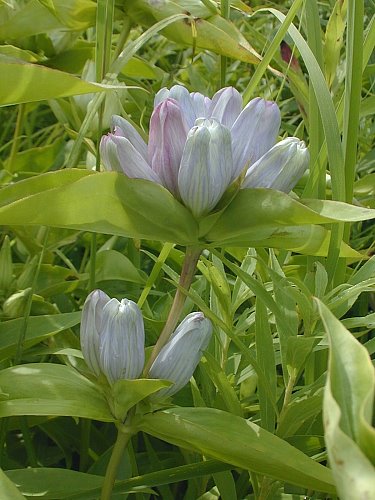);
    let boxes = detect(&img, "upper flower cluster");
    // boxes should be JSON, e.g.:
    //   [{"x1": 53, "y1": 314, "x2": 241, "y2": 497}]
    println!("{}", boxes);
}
[
  {"x1": 100, "y1": 85, "x2": 309, "y2": 217},
  {"x1": 80, "y1": 290, "x2": 212, "y2": 400}
]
